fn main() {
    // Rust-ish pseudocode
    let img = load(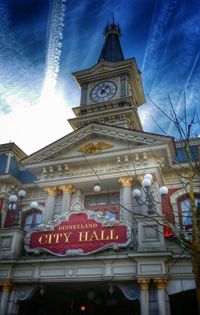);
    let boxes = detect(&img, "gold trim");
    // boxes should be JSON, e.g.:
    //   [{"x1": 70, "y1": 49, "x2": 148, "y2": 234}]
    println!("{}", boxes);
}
[
  {"x1": 79, "y1": 142, "x2": 113, "y2": 154},
  {"x1": 137, "y1": 279, "x2": 150, "y2": 290},
  {"x1": 118, "y1": 176, "x2": 133, "y2": 188},
  {"x1": 44, "y1": 186, "x2": 57, "y2": 196},
  {"x1": 154, "y1": 278, "x2": 167, "y2": 289},
  {"x1": 59, "y1": 184, "x2": 76, "y2": 195},
  {"x1": 0, "y1": 282, "x2": 13, "y2": 292}
]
